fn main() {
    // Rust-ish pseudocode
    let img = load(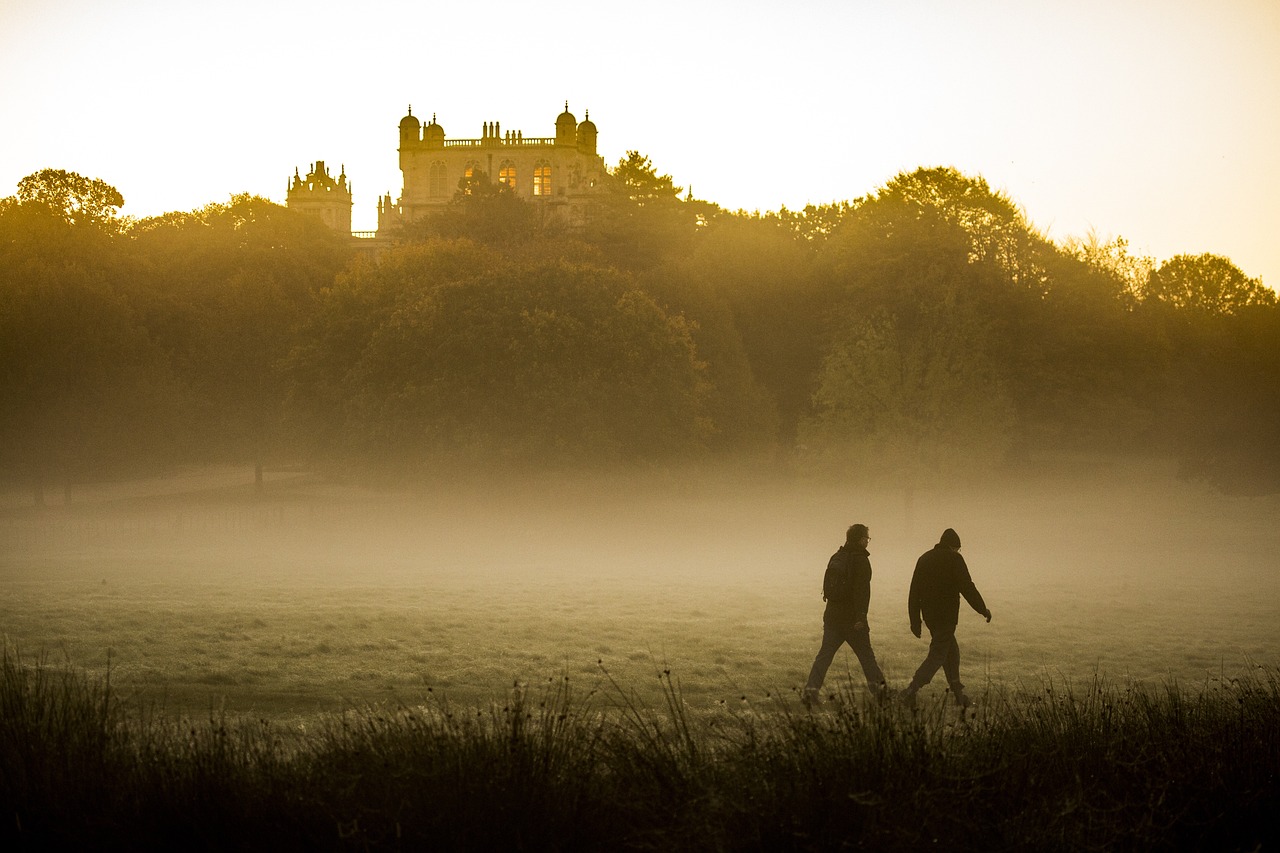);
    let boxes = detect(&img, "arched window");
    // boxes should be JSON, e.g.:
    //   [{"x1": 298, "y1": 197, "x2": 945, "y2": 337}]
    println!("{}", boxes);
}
[
  {"x1": 498, "y1": 161, "x2": 516, "y2": 190},
  {"x1": 429, "y1": 161, "x2": 447, "y2": 197},
  {"x1": 533, "y1": 162, "x2": 552, "y2": 196}
]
